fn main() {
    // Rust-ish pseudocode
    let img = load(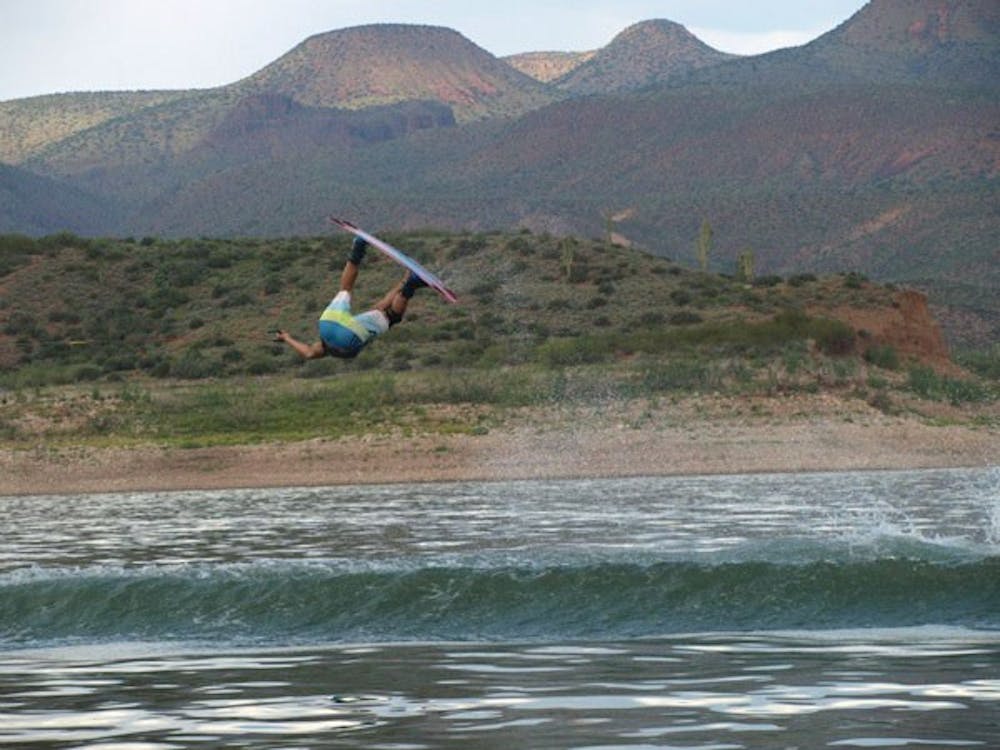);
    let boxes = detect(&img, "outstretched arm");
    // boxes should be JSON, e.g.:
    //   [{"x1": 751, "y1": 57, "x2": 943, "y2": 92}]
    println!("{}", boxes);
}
[{"x1": 274, "y1": 330, "x2": 325, "y2": 360}]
